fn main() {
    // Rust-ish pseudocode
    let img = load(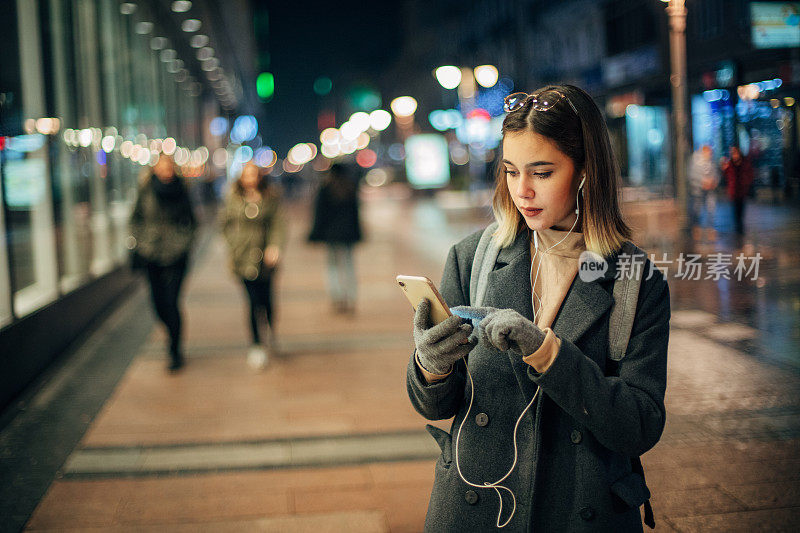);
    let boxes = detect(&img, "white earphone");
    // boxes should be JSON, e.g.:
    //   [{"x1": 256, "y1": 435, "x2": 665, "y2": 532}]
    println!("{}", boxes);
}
[
  {"x1": 455, "y1": 173, "x2": 587, "y2": 528},
  {"x1": 575, "y1": 175, "x2": 585, "y2": 215}
]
